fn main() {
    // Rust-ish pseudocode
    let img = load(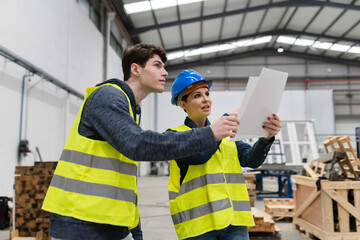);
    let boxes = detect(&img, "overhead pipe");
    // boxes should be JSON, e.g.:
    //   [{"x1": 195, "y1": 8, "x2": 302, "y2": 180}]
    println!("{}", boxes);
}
[{"x1": 0, "y1": 45, "x2": 84, "y2": 99}]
